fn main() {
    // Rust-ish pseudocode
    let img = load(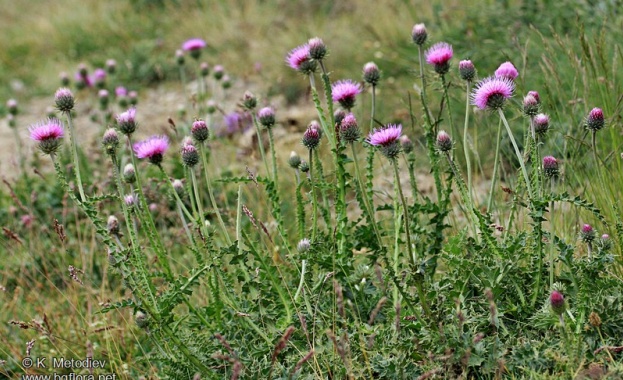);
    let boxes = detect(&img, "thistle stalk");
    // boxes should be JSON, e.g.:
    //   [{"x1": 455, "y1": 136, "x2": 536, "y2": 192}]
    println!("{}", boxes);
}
[
  {"x1": 498, "y1": 109, "x2": 533, "y2": 199},
  {"x1": 64, "y1": 111, "x2": 87, "y2": 202}
]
